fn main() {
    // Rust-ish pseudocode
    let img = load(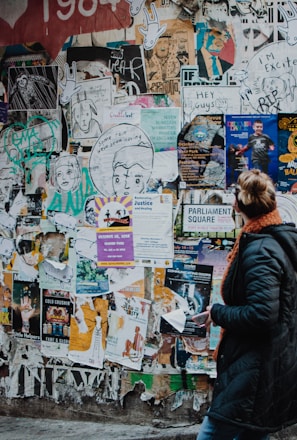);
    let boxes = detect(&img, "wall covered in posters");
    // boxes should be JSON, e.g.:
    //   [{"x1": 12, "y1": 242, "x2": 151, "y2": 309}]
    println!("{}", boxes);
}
[{"x1": 0, "y1": 0, "x2": 296, "y2": 422}]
